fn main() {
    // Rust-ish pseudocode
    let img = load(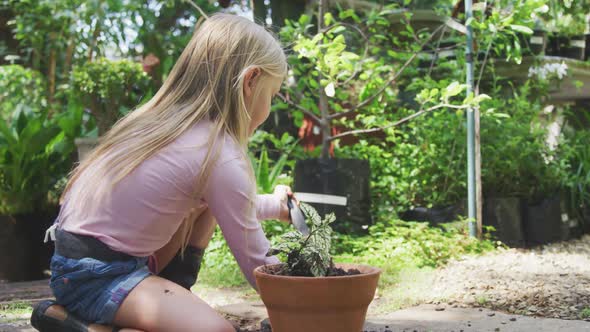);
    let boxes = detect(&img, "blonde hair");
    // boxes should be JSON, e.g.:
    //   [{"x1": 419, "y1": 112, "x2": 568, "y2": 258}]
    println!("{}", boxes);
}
[{"x1": 61, "y1": 13, "x2": 287, "y2": 252}]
